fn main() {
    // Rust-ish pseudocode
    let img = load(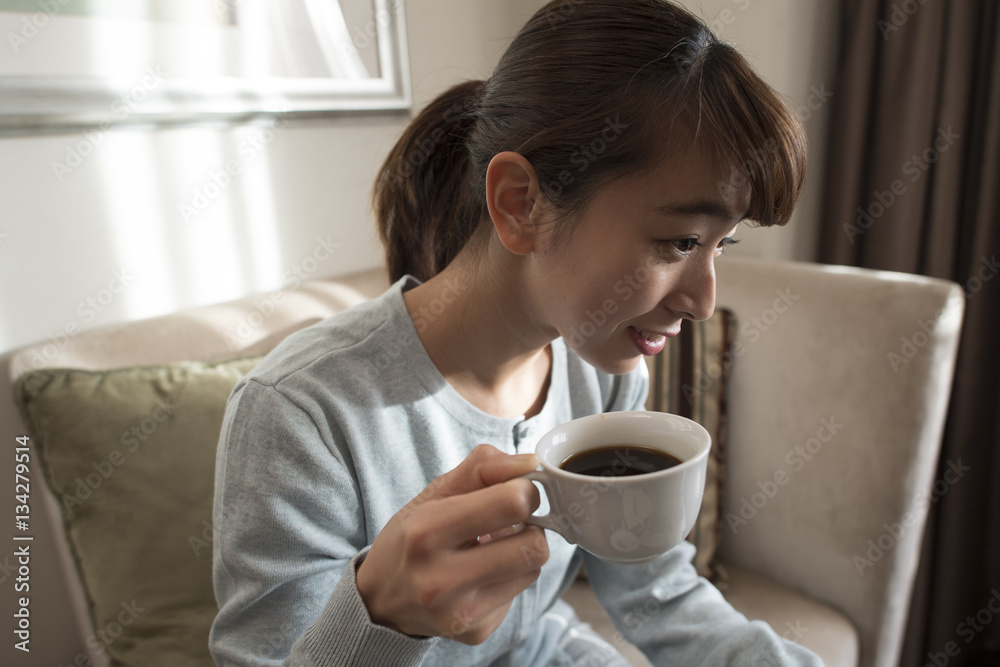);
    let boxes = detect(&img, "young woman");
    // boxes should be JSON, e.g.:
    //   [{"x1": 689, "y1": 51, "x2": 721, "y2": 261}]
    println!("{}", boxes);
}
[{"x1": 210, "y1": 1, "x2": 821, "y2": 664}]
